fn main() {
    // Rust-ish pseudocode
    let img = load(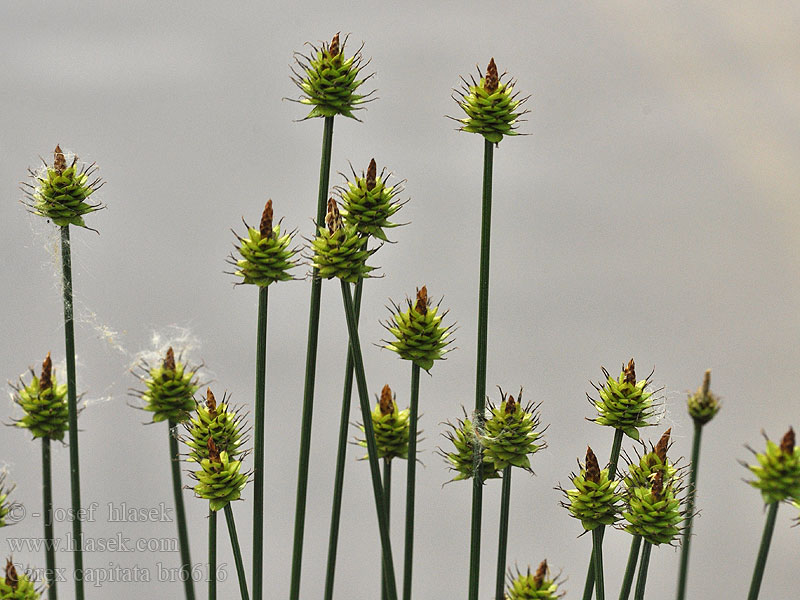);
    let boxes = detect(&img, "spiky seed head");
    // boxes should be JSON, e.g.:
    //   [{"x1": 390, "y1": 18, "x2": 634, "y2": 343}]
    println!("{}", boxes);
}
[
  {"x1": 415, "y1": 286, "x2": 428, "y2": 316},
  {"x1": 622, "y1": 432, "x2": 678, "y2": 491},
  {"x1": 781, "y1": 427, "x2": 795, "y2": 457},
  {"x1": 39, "y1": 353, "x2": 52, "y2": 391},
  {"x1": 366, "y1": 158, "x2": 377, "y2": 191},
  {"x1": 687, "y1": 369, "x2": 721, "y2": 425},
  {"x1": 359, "y1": 385, "x2": 410, "y2": 461},
  {"x1": 338, "y1": 158, "x2": 406, "y2": 242},
  {"x1": 1, "y1": 473, "x2": 19, "y2": 528},
  {"x1": 192, "y1": 446, "x2": 249, "y2": 511},
  {"x1": 483, "y1": 389, "x2": 545, "y2": 472},
  {"x1": 260, "y1": 199, "x2": 274, "y2": 240},
  {"x1": 590, "y1": 358, "x2": 657, "y2": 440},
  {"x1": 562, "y1": 450, "x2": 623, "y2": 531},
  {"x1": 184, "y1": 389, "x2": 245, "y2": 463},
  {"x1": 655, "y1": 428, "x2": 671, "y2": 464},
  {"x1": 53, "y1": 145, "x2": 66, "y2": 175},
  {"x1": 311, "y1": 199, "x2": 377, "y2": 282},
  {"x1": 485, "y1": 58, "x2": 498, "y2": 93},
  {"x1": 505, "y1": 561, "x2": 563, "y2": 600},
  {"x1": 379, "y1": 384, "x2": 394, "y2": 416},
  {"x1": 134, "y1": 348, "x2": 199, "y2": 423},
  {"x1": 12, "y1": 354, "x2": 69, "y2": 440},
  {"x1": 329, "y1": 32, "x2": 340, "y2": 57},
  {"x1": 747, "y1": 428, "x2": 800, "y2": 504},
  {"x1": 441, "y1": 415, "x2": 501, "y2": 483},
  {"x1": 0, "y1": 558, "x2": 39, "y2": 599},
  {"x1": 585, "y1": 446, "x2": 600, "y2": 483}
]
